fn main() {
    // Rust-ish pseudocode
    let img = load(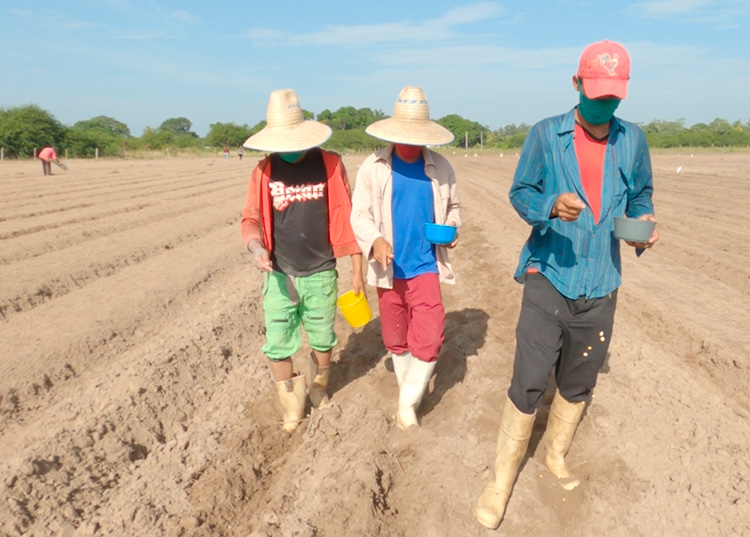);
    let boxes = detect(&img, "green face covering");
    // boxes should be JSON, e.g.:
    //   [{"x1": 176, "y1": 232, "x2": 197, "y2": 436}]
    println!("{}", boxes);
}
[
  {"x1": 279, "y1": 151, "x2": 305, "y2": 163},
  {"x1": 578, "y1": 85, "x2": 621, "y2": 125}
]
